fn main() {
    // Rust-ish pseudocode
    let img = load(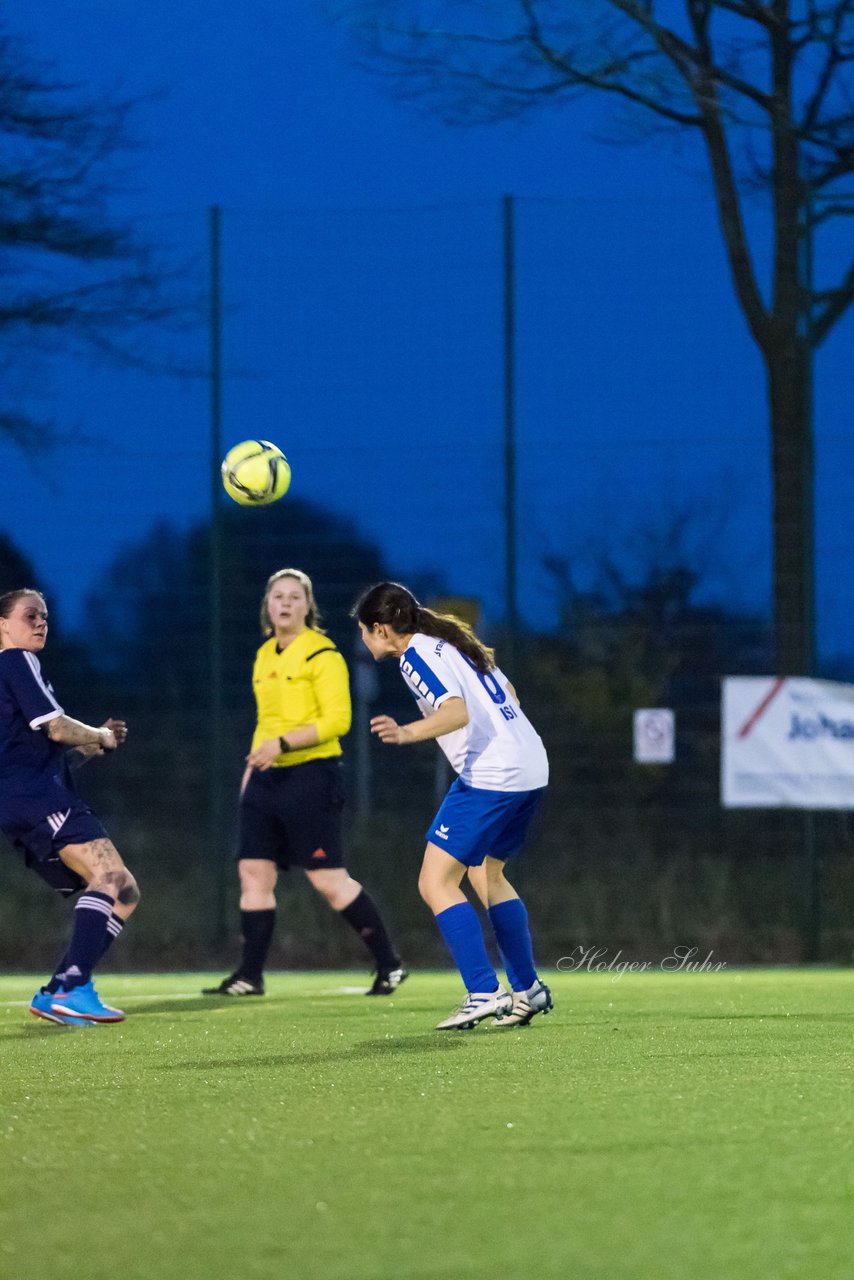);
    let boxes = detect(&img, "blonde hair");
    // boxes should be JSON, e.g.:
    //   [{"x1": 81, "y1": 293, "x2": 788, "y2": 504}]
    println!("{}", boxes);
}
[{"x1": 260, "y1": 568, "x2": 324, "y2": 636}]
